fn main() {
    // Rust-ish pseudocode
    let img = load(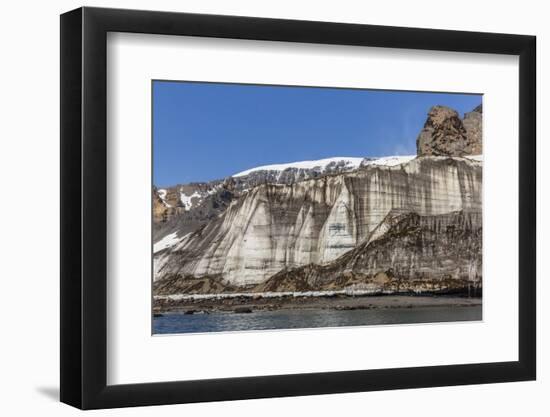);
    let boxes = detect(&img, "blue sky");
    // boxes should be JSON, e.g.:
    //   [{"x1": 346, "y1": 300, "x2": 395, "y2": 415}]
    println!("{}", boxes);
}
[{"x1": 153, "y1": 81, "x2": 481, "y2": 187}]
